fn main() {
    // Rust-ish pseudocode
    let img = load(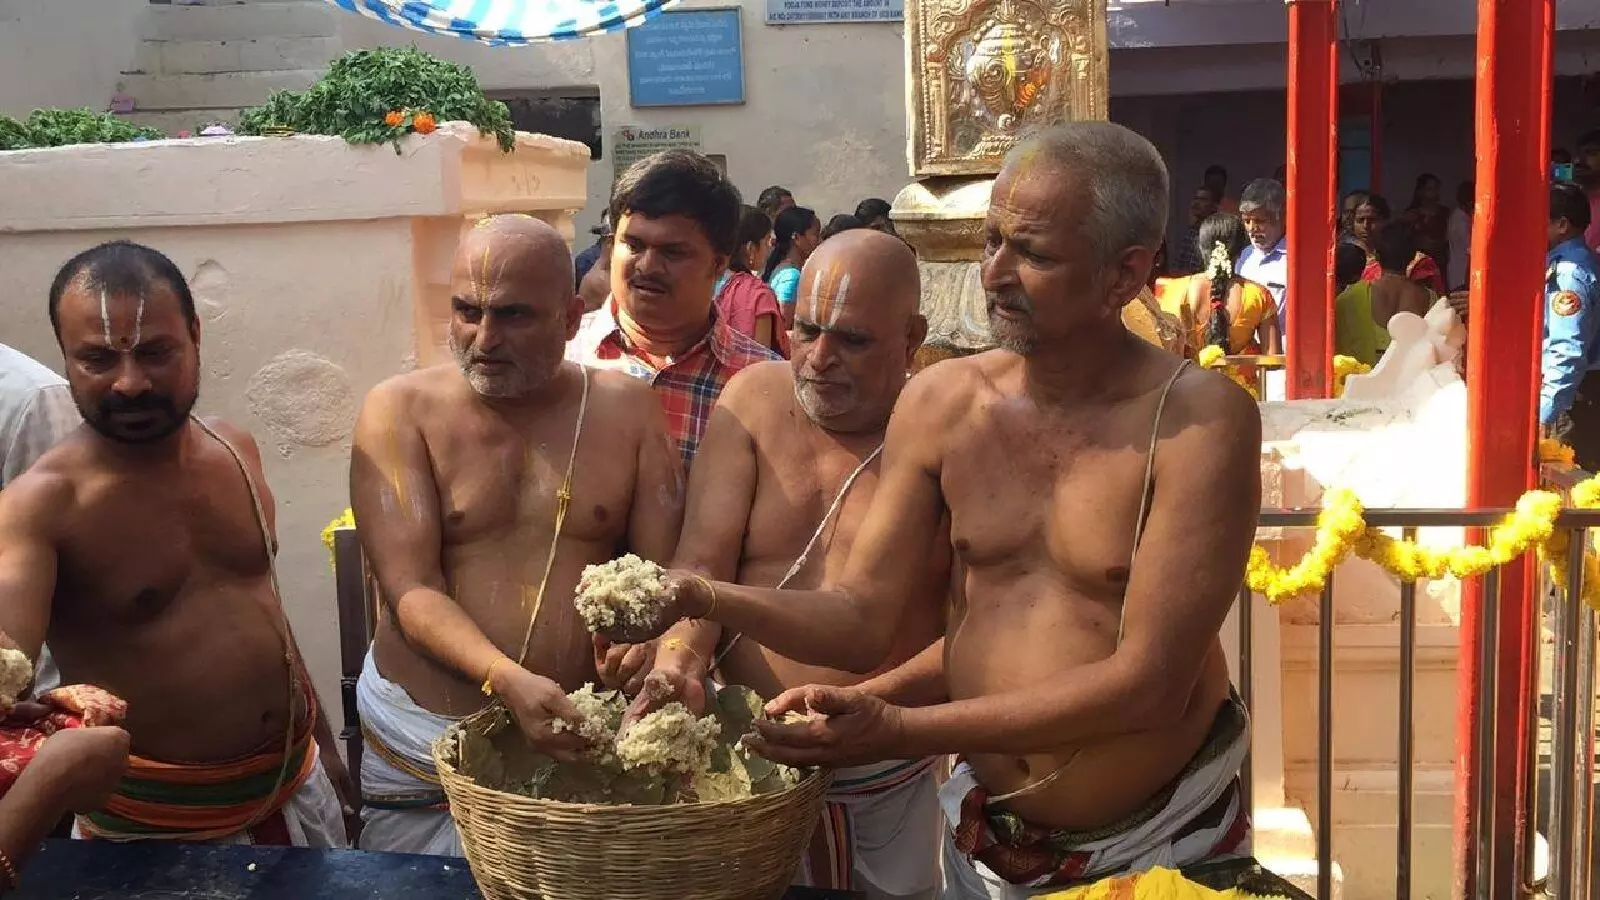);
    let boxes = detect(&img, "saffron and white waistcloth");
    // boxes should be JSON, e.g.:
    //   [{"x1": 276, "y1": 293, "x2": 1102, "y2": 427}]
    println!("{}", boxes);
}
[
  {"x1": 794, "y1": 757, "x2": 943, "y2": 900},
  {"x1": 939, "y1": 695, "x2": 1252, "y2": 899},
  {"x1": 354, "y1": 647, "x2": 463, "y2": 857},
  {"x1": 74, "y1": 752, "x2": 344, "y2": 847}
]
